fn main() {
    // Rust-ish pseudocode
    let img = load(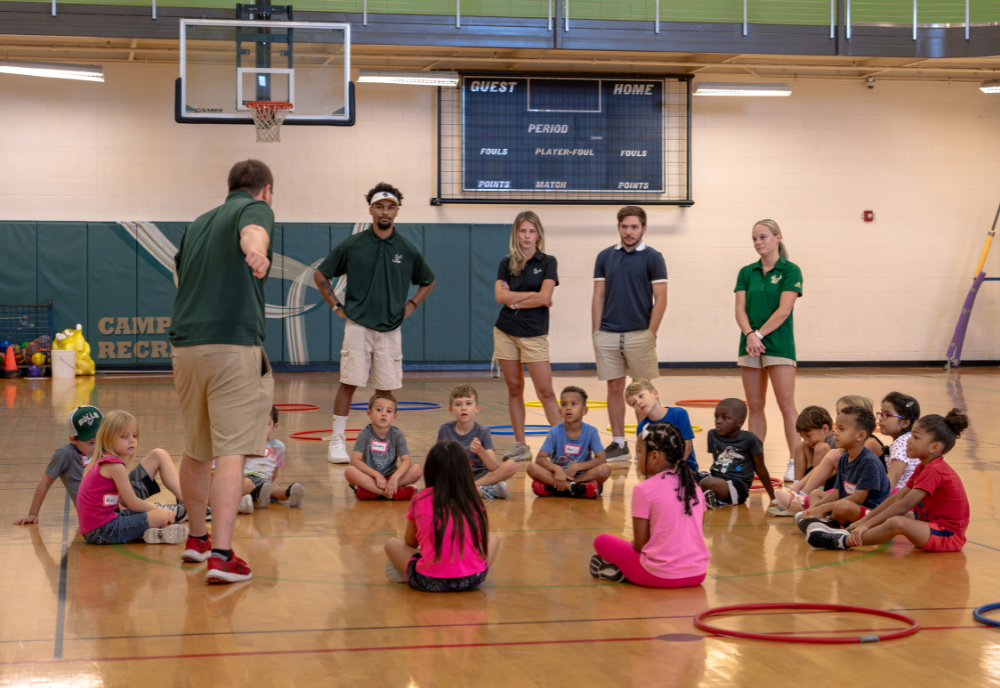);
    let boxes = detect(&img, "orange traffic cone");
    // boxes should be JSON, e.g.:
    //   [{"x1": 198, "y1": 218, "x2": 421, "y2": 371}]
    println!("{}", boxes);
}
[
  {"x1": 4, "y1": 383, "x2": 15, "y2": 409},
  {"x1": 2, "y1": 345, "x2": 21, "y2": 378}
]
